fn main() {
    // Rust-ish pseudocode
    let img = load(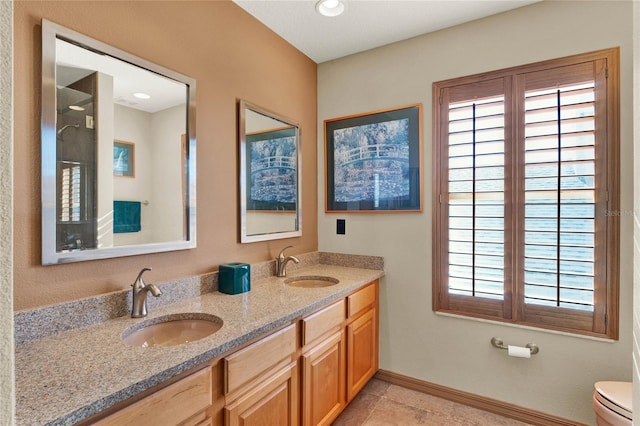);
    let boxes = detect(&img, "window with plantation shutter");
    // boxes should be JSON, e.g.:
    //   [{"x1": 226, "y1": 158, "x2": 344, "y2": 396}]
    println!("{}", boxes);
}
[
  {"x1": 58, "y1": 161, "x2": 92, "y2": 225},
  {"x1": 448, "y1": 94, "x2": 506, "y2": 301},
  {"x1": 59, "y1": 162, "x2": 83, "y2": 222},
  {"x1": 433, "y1": 49, "x2": 619, "y2": 338}
]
